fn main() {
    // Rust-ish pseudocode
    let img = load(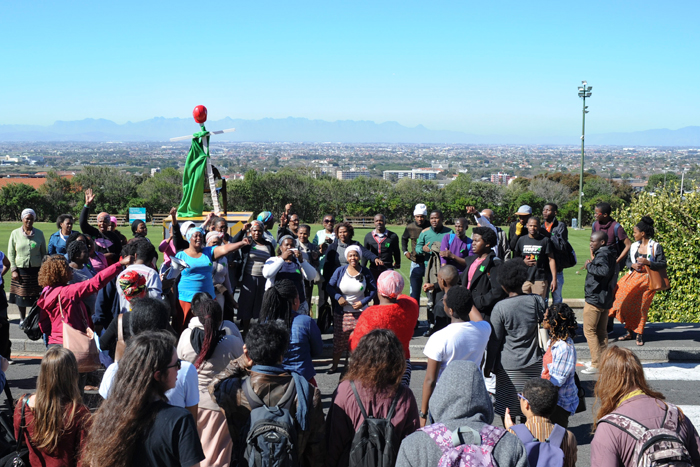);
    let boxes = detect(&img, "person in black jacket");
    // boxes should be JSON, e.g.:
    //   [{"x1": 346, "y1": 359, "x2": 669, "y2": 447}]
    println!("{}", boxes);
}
[
  {"x1": 581, "y1": 231, "x2": 617, "y2": 375},
  {"x1": 540, "y1": 203, "x2": 569, "y2": 305},
  {"x1": 322, "y1": 222, "x2": 381, "y2": 285},
  {"x1": 364, "y1": 214, "x2": 401, "y2": 303},
  {"x1": 80, "y1": 189, "x2": 123, "y2": 258},
  {"x1": 461, "y1": 227, "x2": 507, "y2": 318}
]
